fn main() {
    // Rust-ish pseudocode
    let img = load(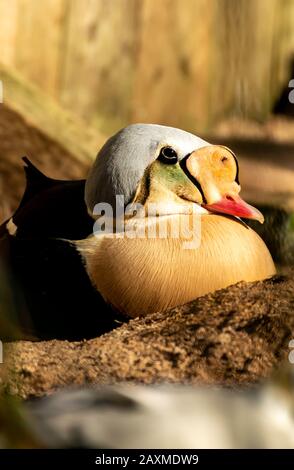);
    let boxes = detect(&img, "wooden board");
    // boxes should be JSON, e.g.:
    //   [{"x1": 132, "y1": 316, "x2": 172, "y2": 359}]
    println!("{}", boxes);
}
[
  {"x1": 0, "y1": 63, "x2": 105, "y2": 163},
  {"x1": 1, "y1": 0, "x2": 294, "y2": 133}
]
